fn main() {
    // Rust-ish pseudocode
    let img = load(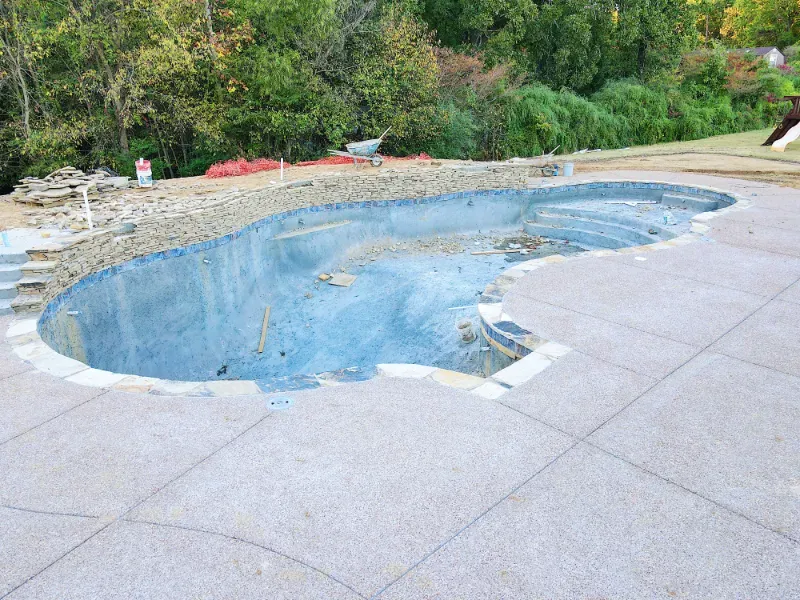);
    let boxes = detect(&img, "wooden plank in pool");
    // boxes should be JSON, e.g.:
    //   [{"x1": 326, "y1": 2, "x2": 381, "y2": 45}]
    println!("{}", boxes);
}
[{"x1": 258, "y1": 306, "x2": 271, "y2": 353}]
